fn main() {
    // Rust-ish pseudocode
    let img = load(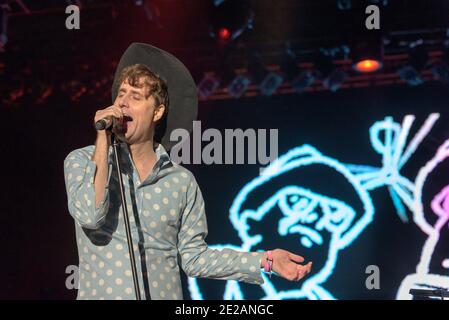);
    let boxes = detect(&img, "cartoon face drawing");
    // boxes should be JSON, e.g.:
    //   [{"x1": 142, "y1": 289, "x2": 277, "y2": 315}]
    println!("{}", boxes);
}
[{"x1": 226, "y1": 145, "x2": 375, "y2": 298}]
